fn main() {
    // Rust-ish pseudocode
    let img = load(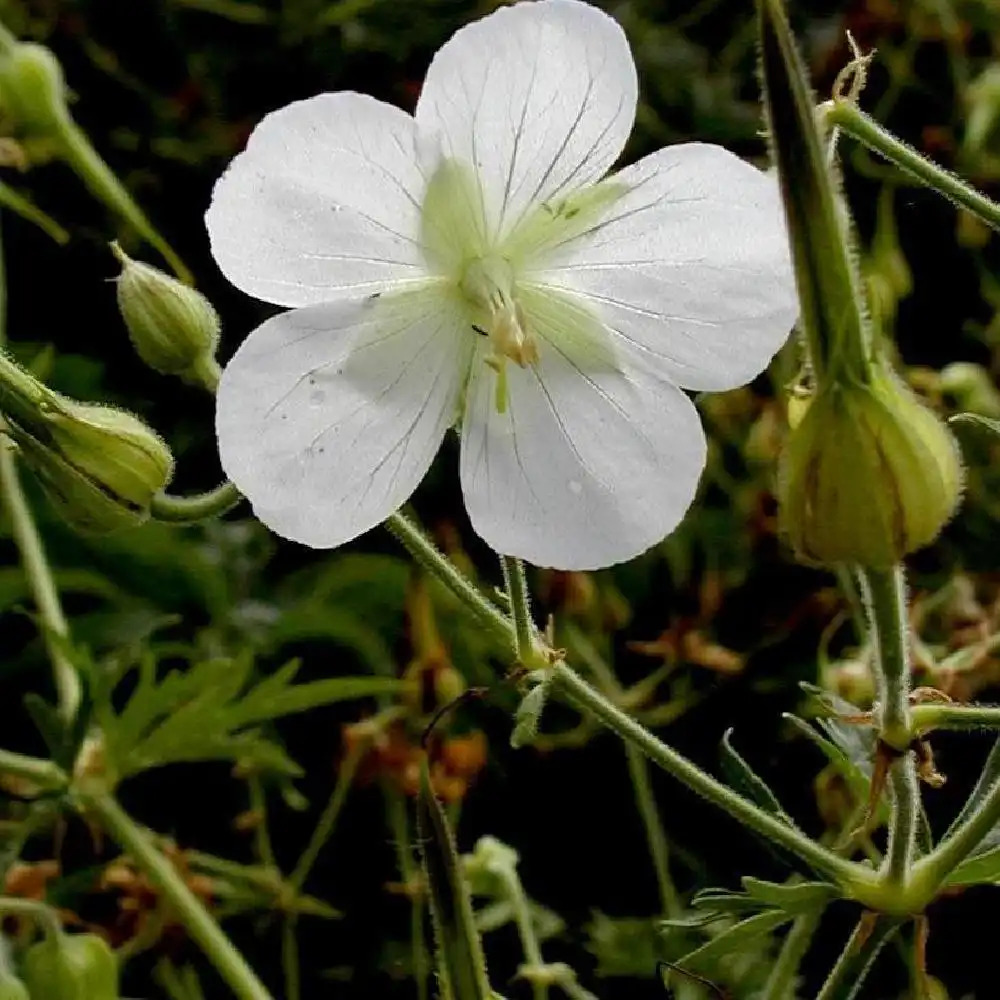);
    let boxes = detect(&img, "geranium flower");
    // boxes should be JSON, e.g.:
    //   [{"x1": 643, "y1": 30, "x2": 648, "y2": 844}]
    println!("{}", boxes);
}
[{"x1": 207, "y1": 0, "x2": 796, "y2": 570}]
